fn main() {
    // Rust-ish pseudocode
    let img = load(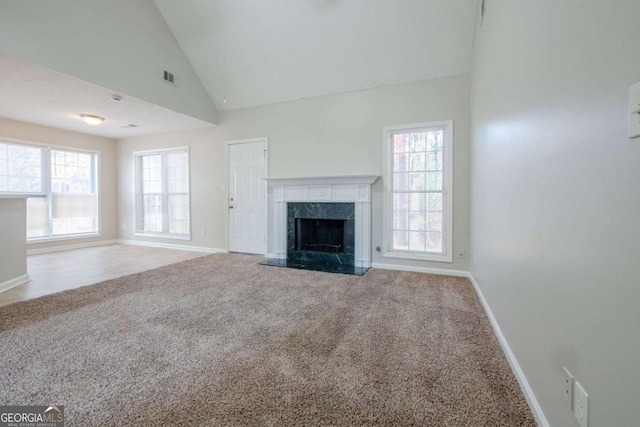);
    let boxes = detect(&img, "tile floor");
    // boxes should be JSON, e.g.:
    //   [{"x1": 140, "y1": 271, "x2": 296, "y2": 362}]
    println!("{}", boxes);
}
[{"x1": 0, "y1": 244, "x2": 207, "y2": 307}]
